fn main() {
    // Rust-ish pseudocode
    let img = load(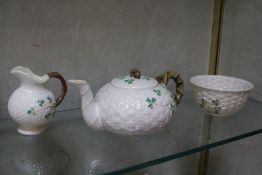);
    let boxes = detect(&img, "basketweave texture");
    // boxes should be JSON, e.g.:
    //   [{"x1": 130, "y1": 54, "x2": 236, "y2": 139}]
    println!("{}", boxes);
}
[
  {"x1": 96, "y1": 83, "x2": 175, "y2": 135},
  {"x1": 190, "y1": 75, "x2": 253, "y2": 117},
  {"x1": 8, "y1": 86, "x2": 55, "y2": 127}
]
